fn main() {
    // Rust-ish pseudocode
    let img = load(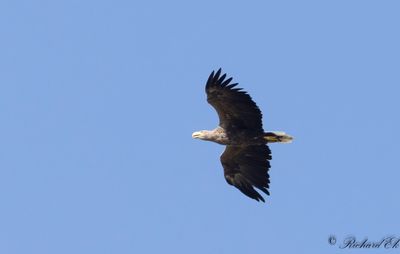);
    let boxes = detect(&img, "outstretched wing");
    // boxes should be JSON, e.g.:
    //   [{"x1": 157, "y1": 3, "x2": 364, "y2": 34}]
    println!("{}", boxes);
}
[
  {"x1": 205, "y1": 69, "x2": 264, "y2": 135},
  {"x1": 221, "y1": 145, "x2": 271, "y2": 202}
]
